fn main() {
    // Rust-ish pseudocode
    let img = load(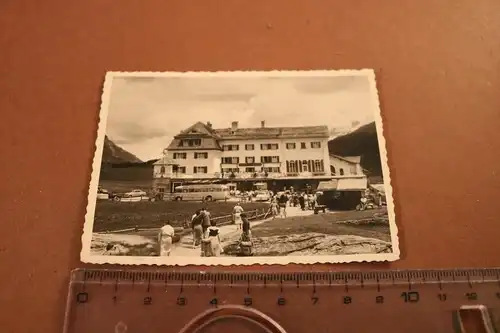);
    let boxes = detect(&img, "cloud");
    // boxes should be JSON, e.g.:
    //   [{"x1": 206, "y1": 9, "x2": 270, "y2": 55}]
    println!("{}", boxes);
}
[
  {"x1": 111, "y1": 123, "x2": 168, "y2": 145},
  {"x1": 193, "y1": 93, "x2": 255, "y2": 102},
  {"x1": 104, "y1": 73, "x2": 377, "y2": 160},
  {"x1": 292, "y1": 75, "x2": 369, "y2": 95}
]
